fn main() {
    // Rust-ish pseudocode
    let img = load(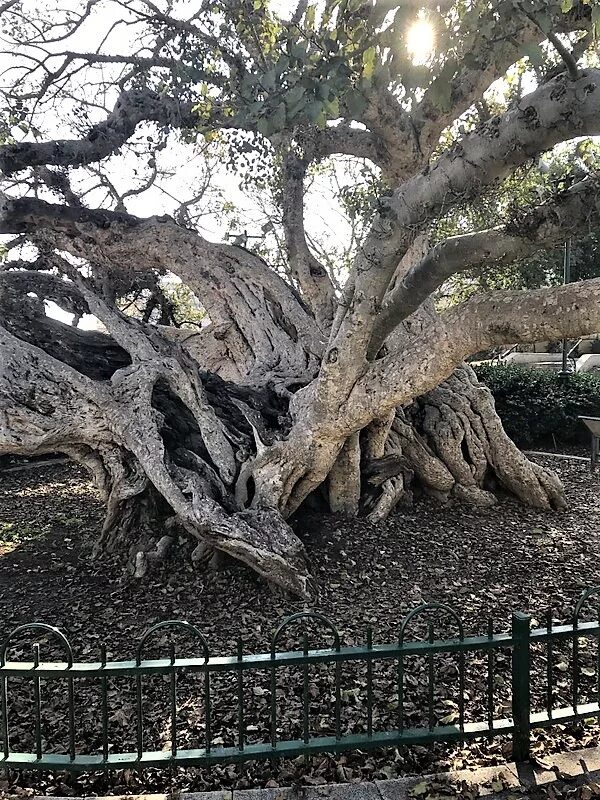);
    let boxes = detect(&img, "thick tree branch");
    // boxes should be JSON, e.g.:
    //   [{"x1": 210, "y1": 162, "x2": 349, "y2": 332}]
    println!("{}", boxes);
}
[
  {"x1": 0, "y1": 194, "x2": 324, "y2": 385},
  {"x1": 351, "y1": 277, "x2": 600, "y2": 430},
  {"x1": 370, "y1": 175, "x2": 600, "y2": 351},
  {"x1": 0, "y1": 317, "x2": 313, "y2": 596},
  {"x1": 415, "y1": 2, "x2": 592, "y2": 159},
  {"x1": 0, "y1": 89, "x2": 198, "y2": 174},
  {"x1": 371, "y1": 68, "x2": 600, "y2": 298},
  {"x1": 359, "y1": 88, "x2": 421, "y2": 181},
  {"x1": 319, "y1": 69, "x2": 600, "y2": 405},
  {"x1": 0, "y1": 269, "x2": 87, "y2": 317},
  {"x1": 446, "y1": 278, "x2": 600, "y2": 354},
  {"x1": 281, "y1": 152, "x2": 335, "y2": 329},
  {"x1": 310, "y1": 125, "x2": 387, "y2": 169},
  {"x1": 285, "y1": 5, "x2": 592, "y2": 181}
]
